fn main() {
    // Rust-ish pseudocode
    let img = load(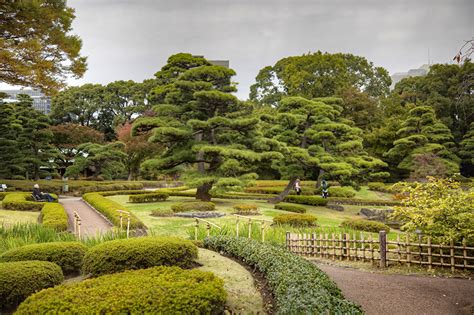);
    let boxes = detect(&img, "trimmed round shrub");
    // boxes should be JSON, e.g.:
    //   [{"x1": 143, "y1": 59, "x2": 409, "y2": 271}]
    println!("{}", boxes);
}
[
  {"x1": 171, "y1": 201, "x2": 215, "y2": 212},
  {"x1": 129, "y1": 192, "x2": 169, "y2": 203},
  {"x1": 274, "y1": 203, "x2": 306, "y2": 213},
  {"x1": 0, "y1": 260, "x2": 63, "y2": 310},
  {"x1": 150, "y1": 209, "x2": 174, "y2": 217},
  {"x1": 40, "y1": 203, "x2": 68, "y2": 231},
  {"x1": 16, "y1": 266, "x2": 226, "y2": 314},
  {"x1": 233, "y1": 204, "x2": 259, "y2": 215},
  {"x1": 82, "y1": 237, "x2": 198, "y2": 277},
  {"x1": 273, "y1": 213, "x2": 318, "y2": 227},
  {"x1": 340, "y1": 219, "x2": 391, "y2": 233},
  {"x1": 0, "y1": 242, "x2": 87, "y2": 275}
]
